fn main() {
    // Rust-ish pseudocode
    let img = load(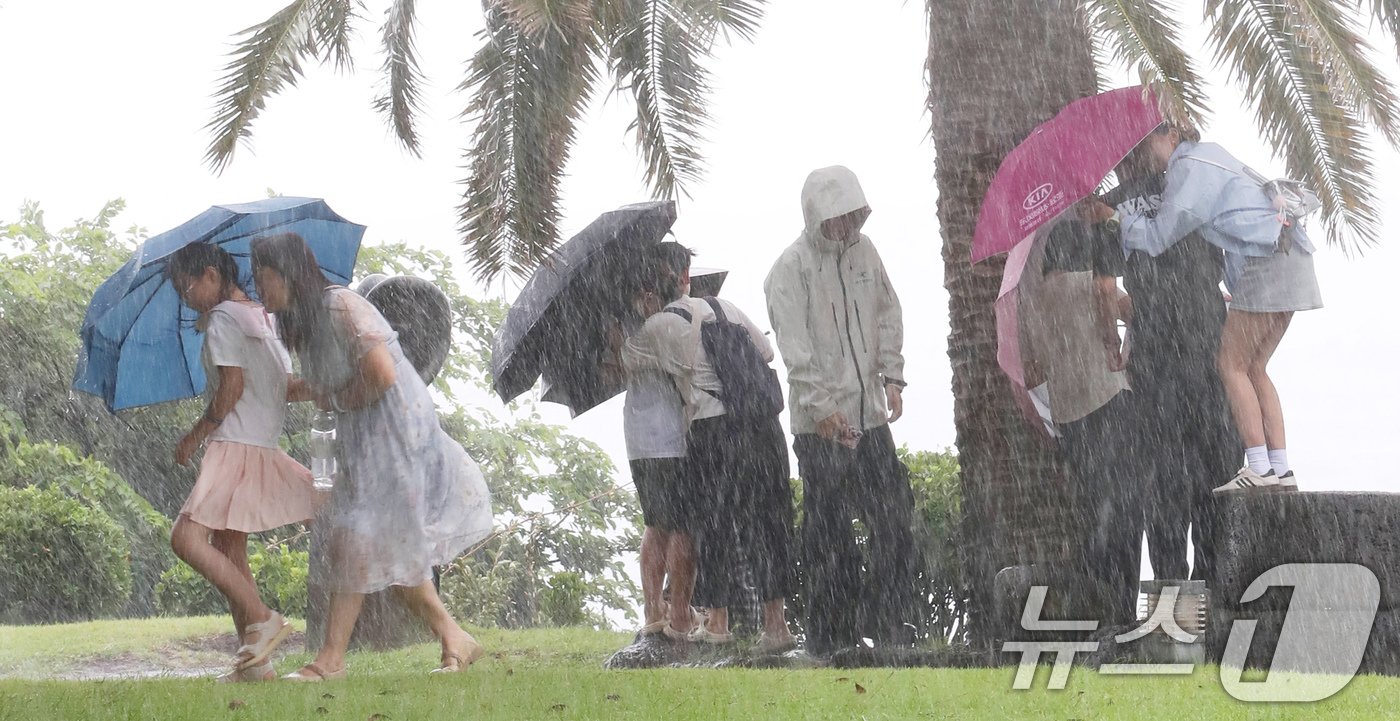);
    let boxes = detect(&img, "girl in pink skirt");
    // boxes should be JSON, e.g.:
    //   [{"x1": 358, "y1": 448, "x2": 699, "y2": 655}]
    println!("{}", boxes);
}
[{"x1": 167, "y1": 243, "x2": 318, "y2": 682}]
